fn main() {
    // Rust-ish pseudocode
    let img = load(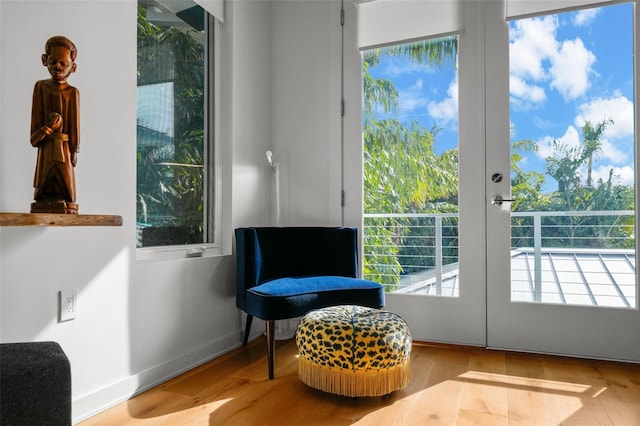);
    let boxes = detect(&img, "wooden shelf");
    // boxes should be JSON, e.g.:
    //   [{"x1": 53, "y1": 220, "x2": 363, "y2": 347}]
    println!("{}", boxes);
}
[{"x1": 0, "y1": 212, "x2": 123, "y2": 227}]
